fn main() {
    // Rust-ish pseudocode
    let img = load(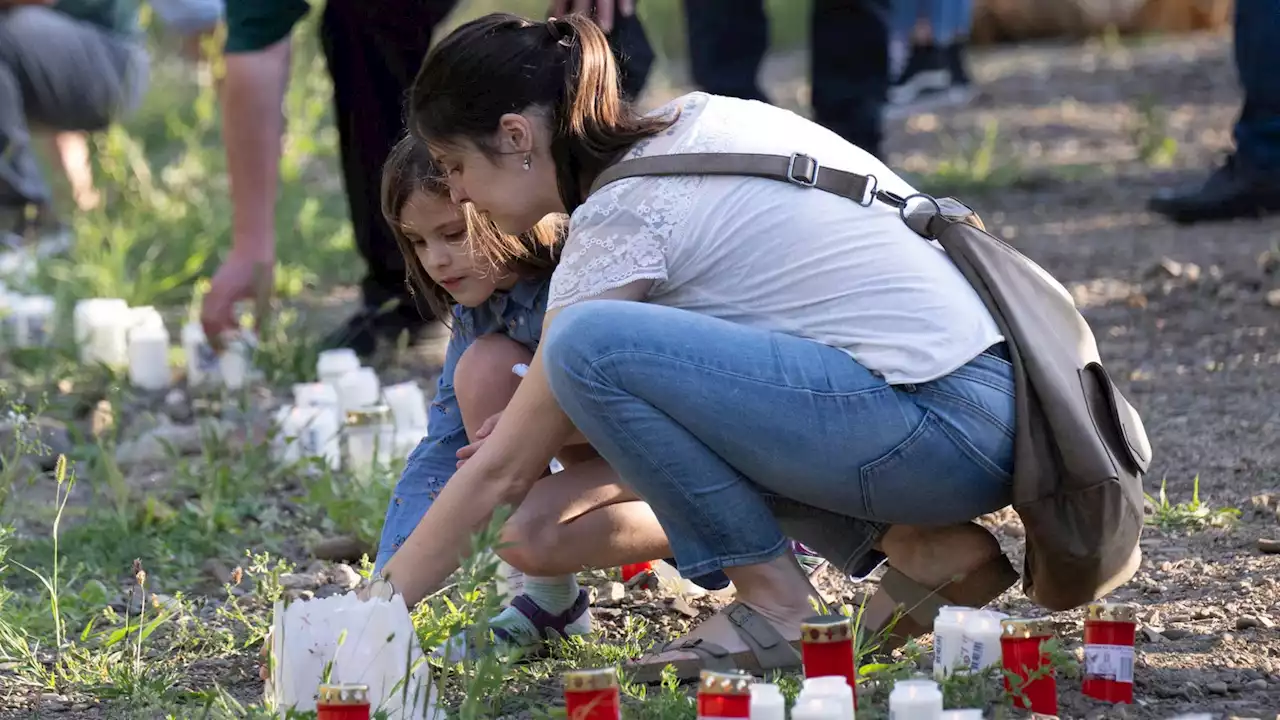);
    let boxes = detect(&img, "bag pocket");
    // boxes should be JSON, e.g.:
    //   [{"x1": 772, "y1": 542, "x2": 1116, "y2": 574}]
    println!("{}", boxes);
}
[{"x1": 1079, "y1": 362, "x2": 1152, "y2": 475}]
